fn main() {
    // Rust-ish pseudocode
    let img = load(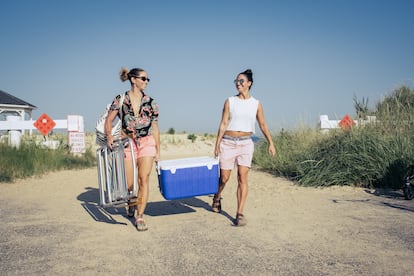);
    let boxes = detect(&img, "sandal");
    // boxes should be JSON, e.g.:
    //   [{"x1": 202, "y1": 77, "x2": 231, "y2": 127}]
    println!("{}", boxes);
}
[
  {"x1": 126, "y1": 197, "x2": 136, "y2": 217},
  {"x1": 211, "y1": 196, "x2": 222, "y2": 213},
  {"x1": 127, "y1": 205, "x2": 136, "y2": 217},
  {"x1": 136, "y1": 217, "x2": 148, "y2": 231},
  {"x1": 235, "y1": 213, "x2": 247, "y2": 227}
]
